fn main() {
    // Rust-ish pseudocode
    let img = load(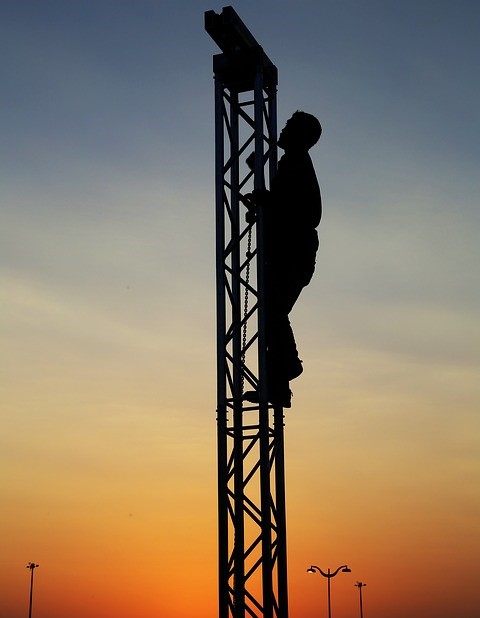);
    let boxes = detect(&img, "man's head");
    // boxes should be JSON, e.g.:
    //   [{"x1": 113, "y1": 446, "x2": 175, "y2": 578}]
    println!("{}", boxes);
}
[{"x1": 277, "y1": 111, "x2": 322, "y2": 152}]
